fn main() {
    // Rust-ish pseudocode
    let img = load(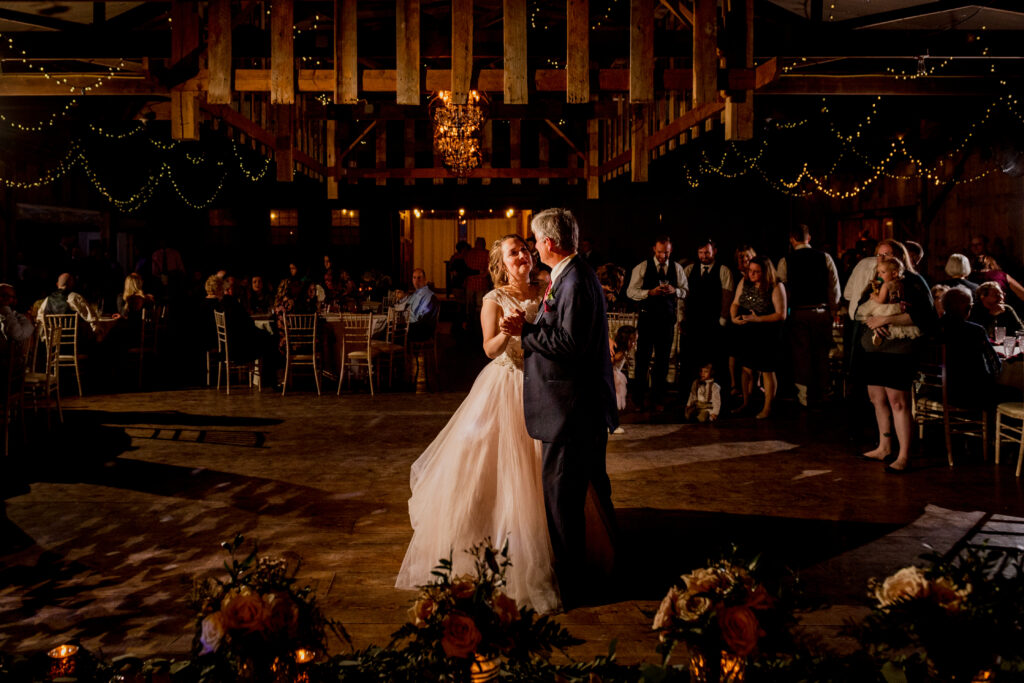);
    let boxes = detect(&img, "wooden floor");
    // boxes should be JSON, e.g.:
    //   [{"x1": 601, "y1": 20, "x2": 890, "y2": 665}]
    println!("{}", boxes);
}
[{"x1": 2, "y1": 371, "x2": 1024, "y2": 664}]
